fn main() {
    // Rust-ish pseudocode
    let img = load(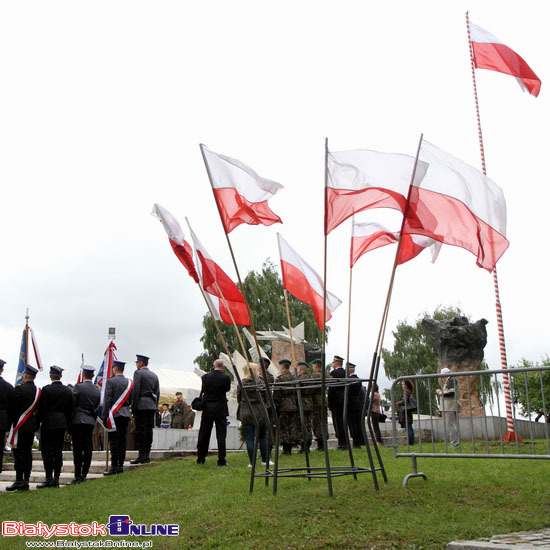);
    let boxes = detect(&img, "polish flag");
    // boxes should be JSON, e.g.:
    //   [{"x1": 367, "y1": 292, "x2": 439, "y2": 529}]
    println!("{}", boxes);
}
[
  {"x1": 277, "y1": 233, "x2": 342, "y2": 330},
  {"x1": 350, "y1": 220, "x2": 441, "y2": 268},
  {"x1": 200, "y1": 144, "x2": 283, "y2": 233},
  {"x1": 403, "y1": 141, "x2": 509, "y2": 272},
  {"x1": 152, "y1": 204, "x2": 199, "y2": 283},
  {"x1": 325, "y1": 148, "x2": 428, "y2": 235},
  {"x1": 186, "y1": 219, "x2": 250, "y2": 326},
  {"x1": 469, "y1": 21, "x2": 541, "y2": 97}
]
